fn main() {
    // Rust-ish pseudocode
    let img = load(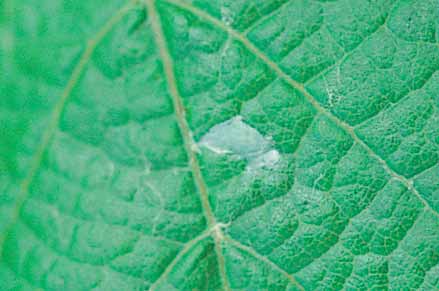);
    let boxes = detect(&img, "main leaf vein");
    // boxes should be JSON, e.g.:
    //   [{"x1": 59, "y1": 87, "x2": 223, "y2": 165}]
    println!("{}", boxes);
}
[
  {"x1": 162, "y1": 0, "x2": 439, "y2": 220},
  {"x1": 145, "y1": 0, "x2": 230, "y2": 289}
]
